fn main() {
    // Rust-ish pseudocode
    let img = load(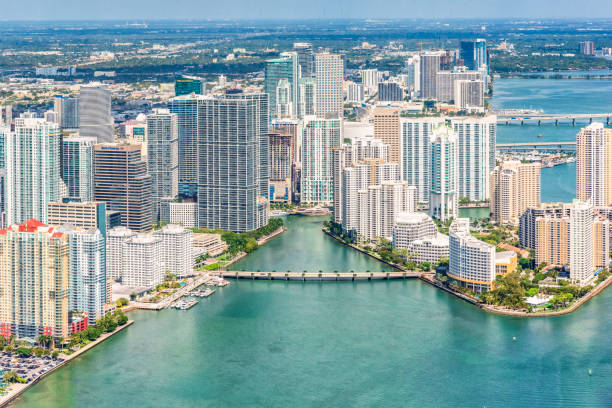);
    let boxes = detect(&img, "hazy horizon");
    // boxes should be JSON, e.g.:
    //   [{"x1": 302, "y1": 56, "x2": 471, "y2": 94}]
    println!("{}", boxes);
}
[{"x1": 2, "y1": 0, "x2": 611, "y2": 21}]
